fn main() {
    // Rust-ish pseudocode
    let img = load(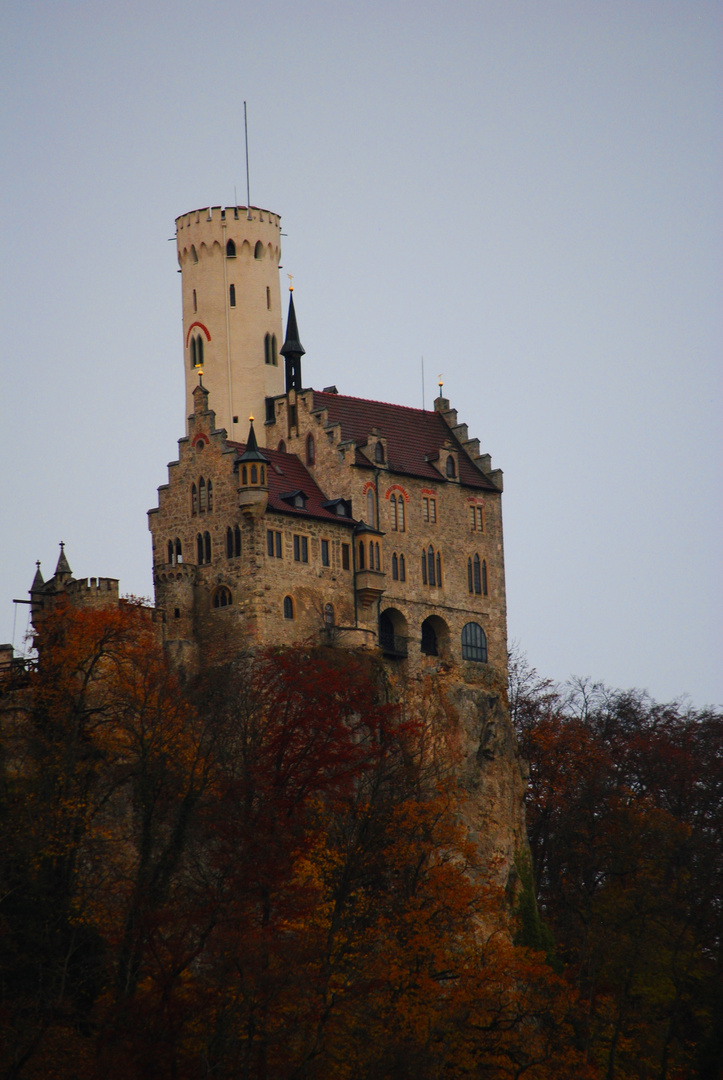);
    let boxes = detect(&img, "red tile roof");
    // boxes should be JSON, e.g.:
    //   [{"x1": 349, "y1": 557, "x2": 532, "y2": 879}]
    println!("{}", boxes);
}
[
  {"x1": 228, "y1": 442, "x2": 355, "y2": 524},
  {"x1": 311, "y1": 392, "x2": 497, "y2": 491}
]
